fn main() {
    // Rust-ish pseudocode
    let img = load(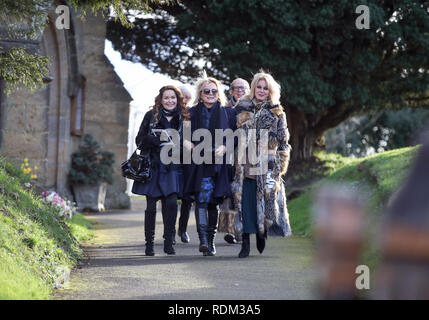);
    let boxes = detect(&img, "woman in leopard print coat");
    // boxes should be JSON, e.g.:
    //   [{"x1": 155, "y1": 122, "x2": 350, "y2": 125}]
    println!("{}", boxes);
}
[{"x1": 231, "y1": 71, "x2": 292, "y2": 258}]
